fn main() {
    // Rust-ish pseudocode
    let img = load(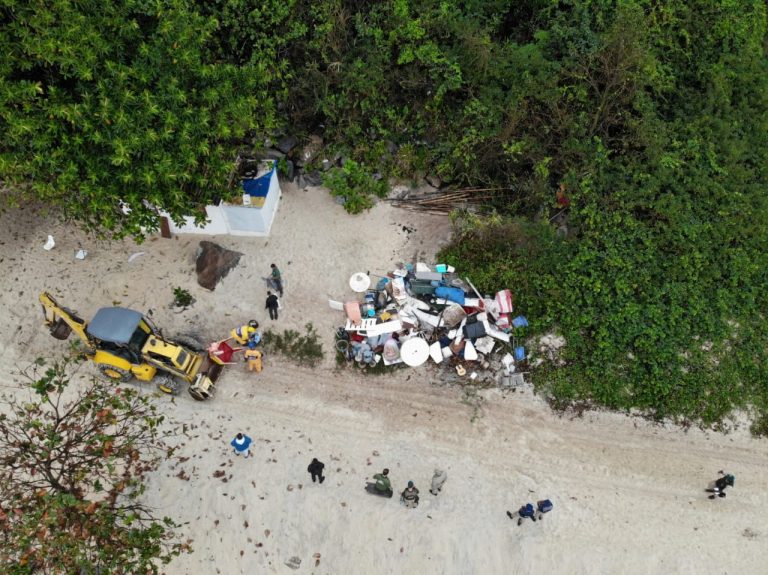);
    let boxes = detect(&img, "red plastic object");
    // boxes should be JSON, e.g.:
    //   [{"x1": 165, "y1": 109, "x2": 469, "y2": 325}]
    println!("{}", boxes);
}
[{"x1": 209, "y1": 340, "x2": 238, "y2": 363}]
